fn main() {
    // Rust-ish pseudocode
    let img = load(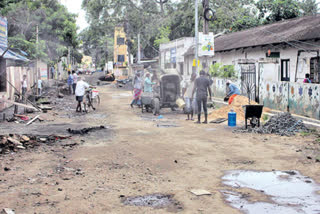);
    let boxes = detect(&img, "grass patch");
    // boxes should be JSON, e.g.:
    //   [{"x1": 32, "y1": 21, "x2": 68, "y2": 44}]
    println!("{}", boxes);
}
[
  {"x1": 300, "y1": 131, "x2": 311, "y2": 137},
  {"x1": 262, "y1": 114, "x2": 269, "y2": 121}
]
